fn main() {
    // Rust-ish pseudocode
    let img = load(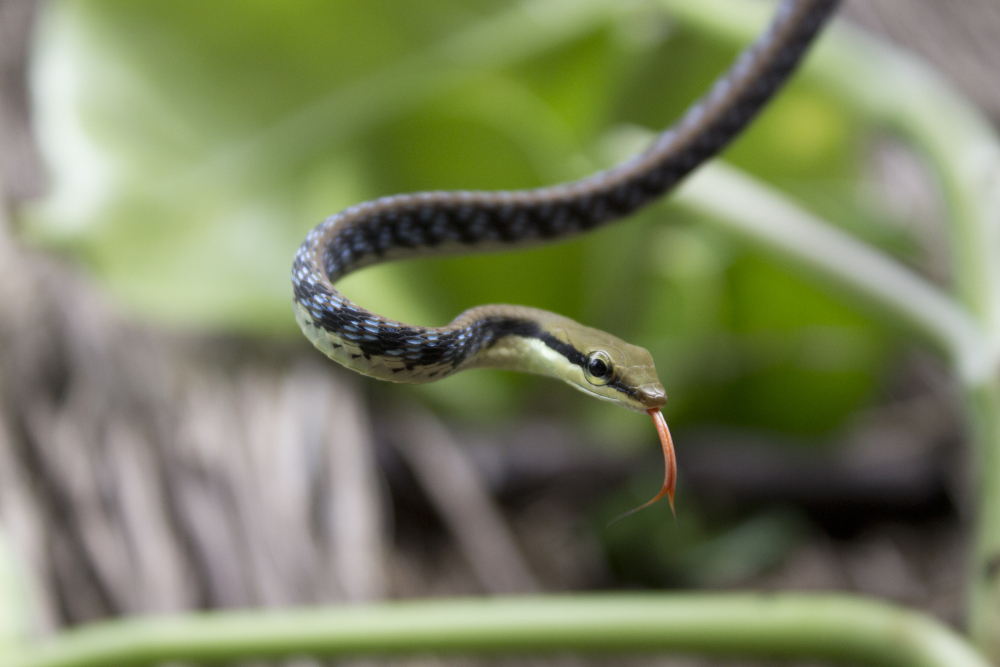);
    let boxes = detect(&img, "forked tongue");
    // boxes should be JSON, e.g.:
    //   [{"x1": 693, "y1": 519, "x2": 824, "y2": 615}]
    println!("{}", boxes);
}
[{"x1": 608, "y1": 408, "x2": 676, "y2": 526}]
